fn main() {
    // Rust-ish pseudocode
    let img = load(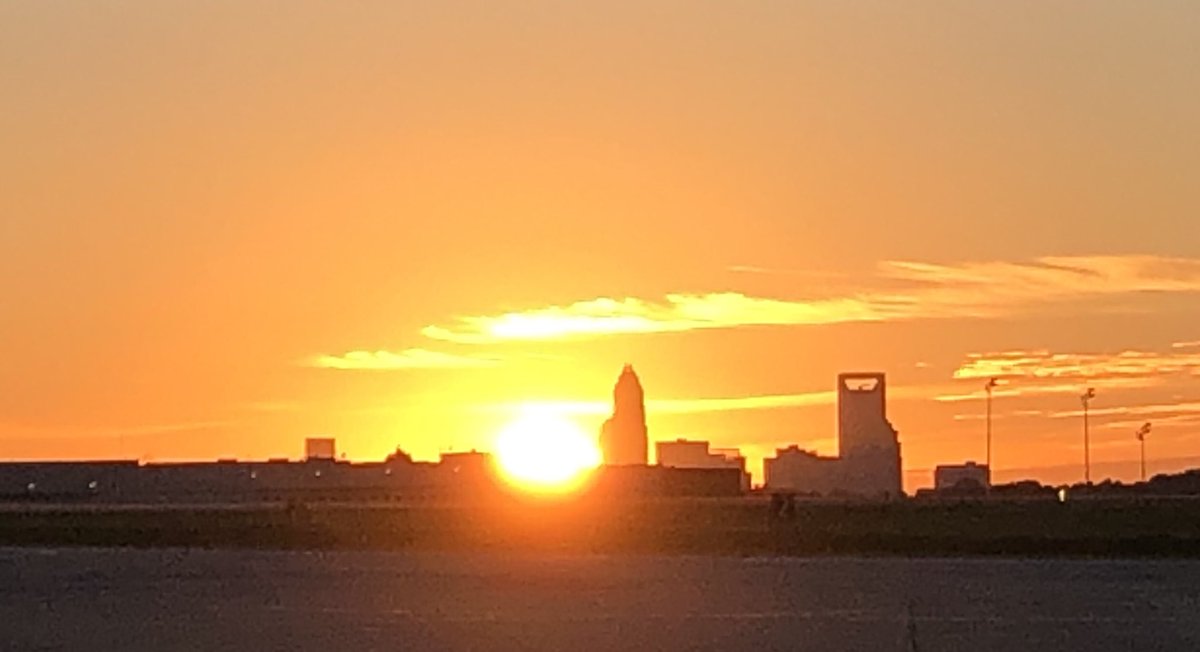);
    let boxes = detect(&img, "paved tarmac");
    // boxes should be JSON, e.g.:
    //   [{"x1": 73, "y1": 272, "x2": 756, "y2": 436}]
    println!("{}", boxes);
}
[{"x1": 2, "y1": 547, "x2": 1199, "y2": 651}]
